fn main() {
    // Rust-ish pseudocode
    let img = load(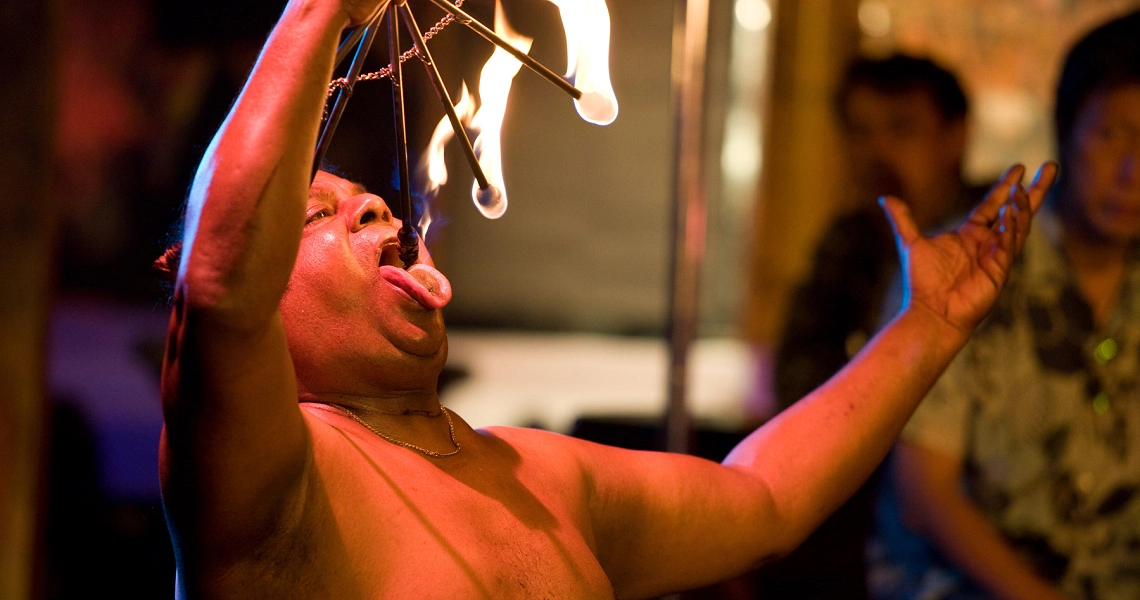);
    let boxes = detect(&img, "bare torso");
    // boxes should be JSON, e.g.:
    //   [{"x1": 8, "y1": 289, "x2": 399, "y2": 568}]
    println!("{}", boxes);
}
[{"x1": 184, "y1": 404, "x2": 616, "y2": 599}]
